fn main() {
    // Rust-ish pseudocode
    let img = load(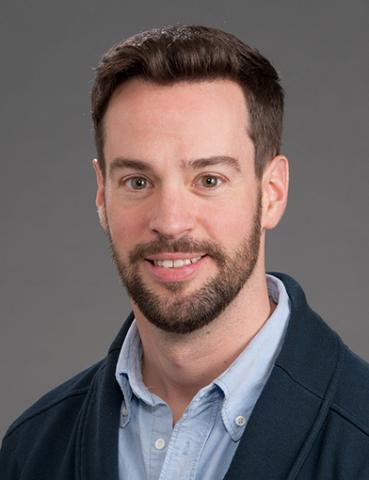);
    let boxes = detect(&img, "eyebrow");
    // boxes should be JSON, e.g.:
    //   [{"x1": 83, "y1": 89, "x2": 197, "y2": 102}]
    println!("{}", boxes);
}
[
  {"x1": 187, "y1": 156, "x2": 241, "y2": 173},
  {"x1": 109, "y1": 157, "x2": 152, "y2": 176},
  {"x1": 109, "y1": 155, "x2": 241, "y2": 176}
]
